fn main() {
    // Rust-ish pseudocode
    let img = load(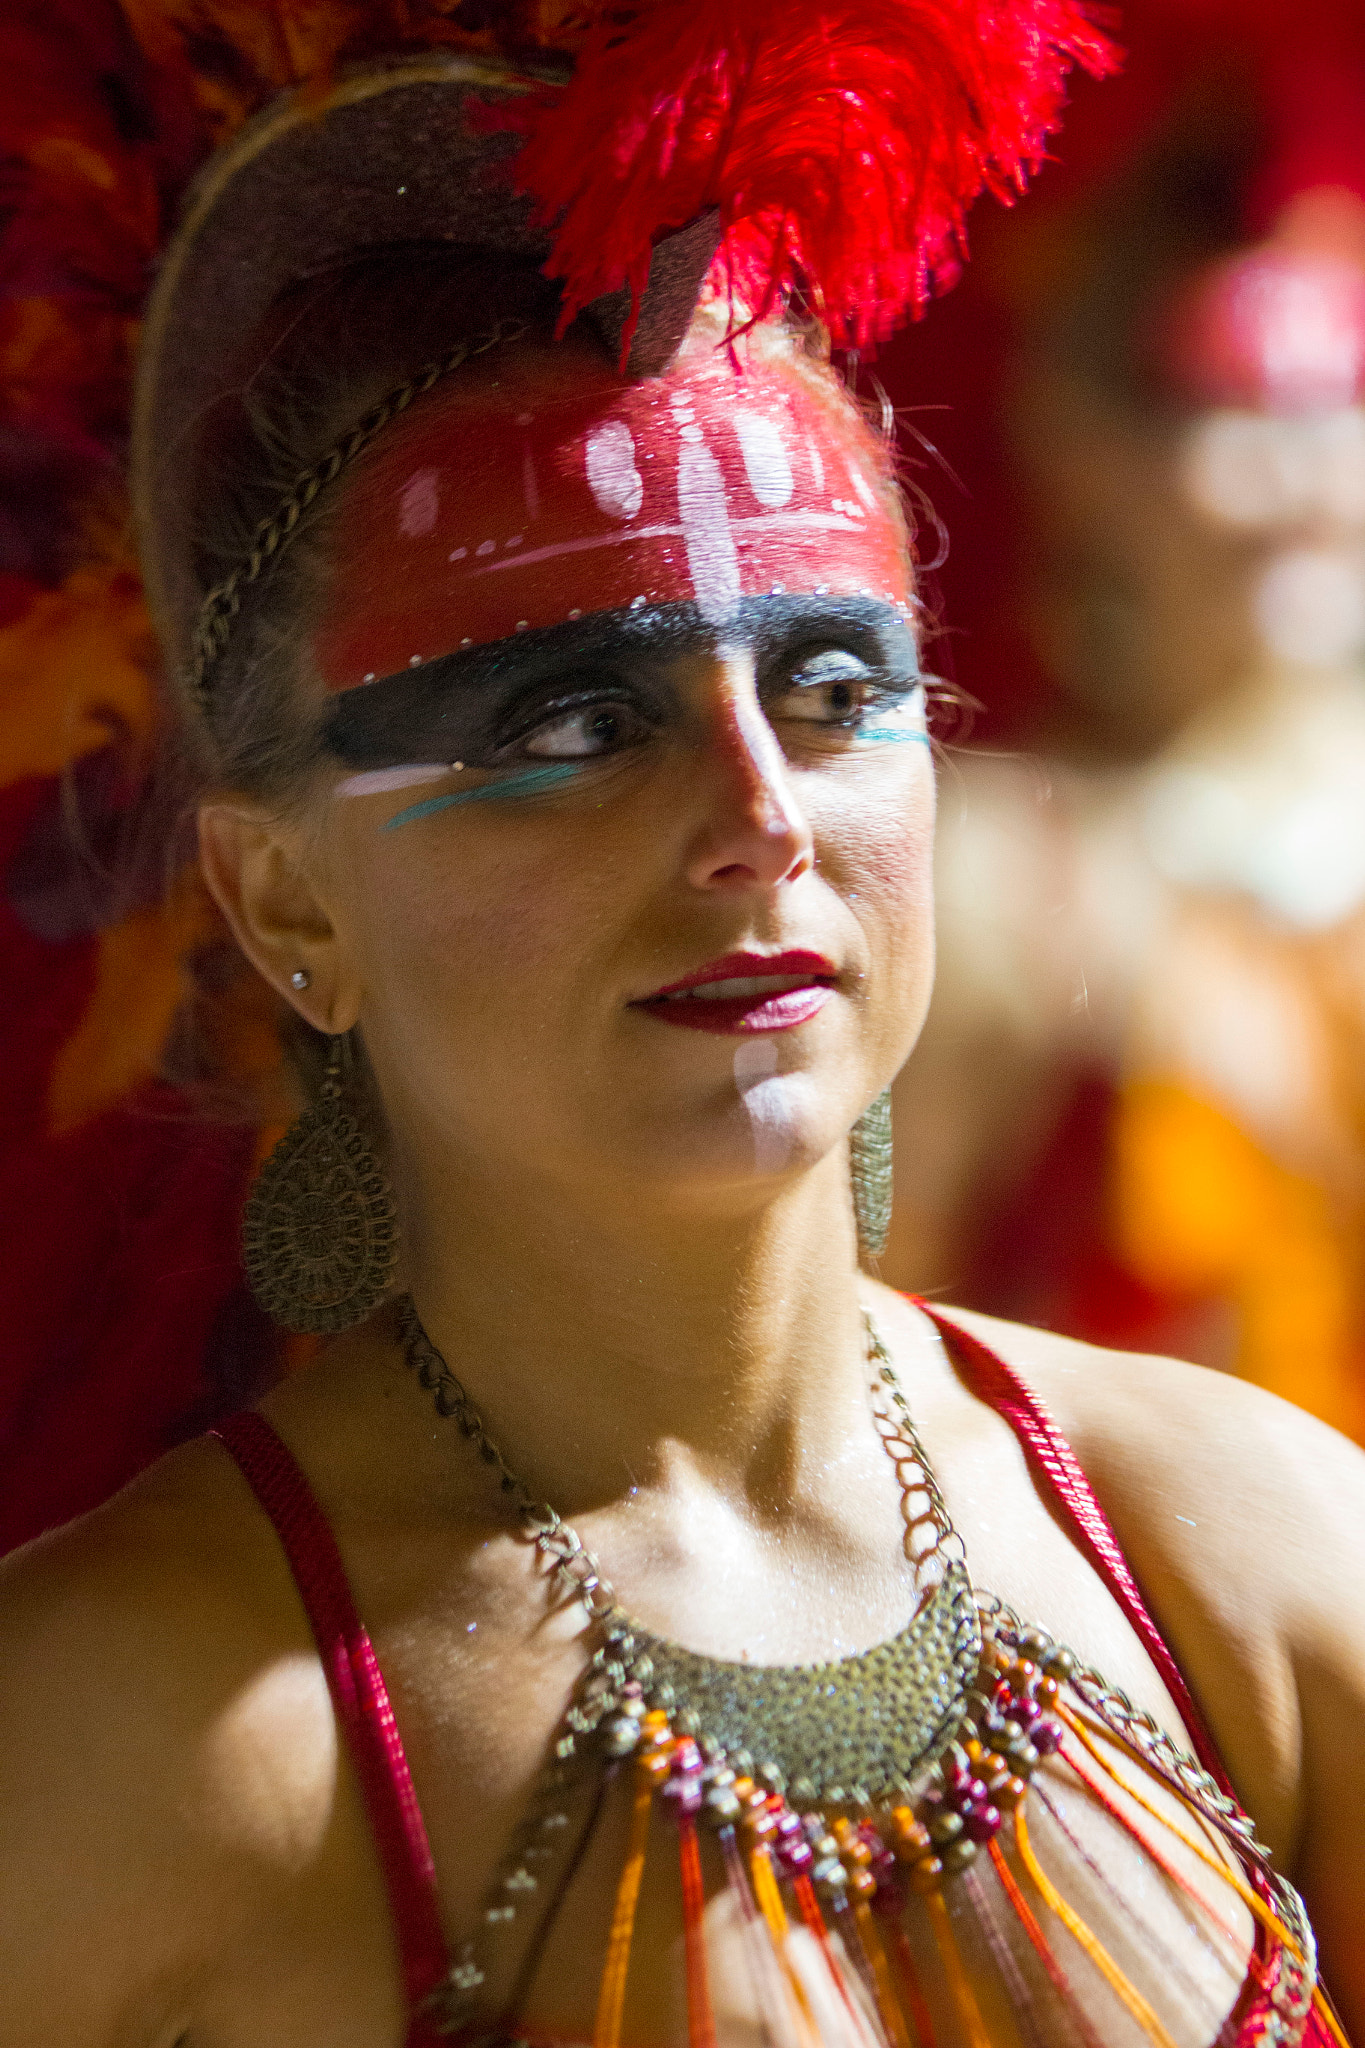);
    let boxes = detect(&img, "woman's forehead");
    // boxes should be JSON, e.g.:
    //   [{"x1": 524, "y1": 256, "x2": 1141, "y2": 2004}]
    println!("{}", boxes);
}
[{"x1": 314, "y1": 333, "x2": 912, "y2": 692}]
